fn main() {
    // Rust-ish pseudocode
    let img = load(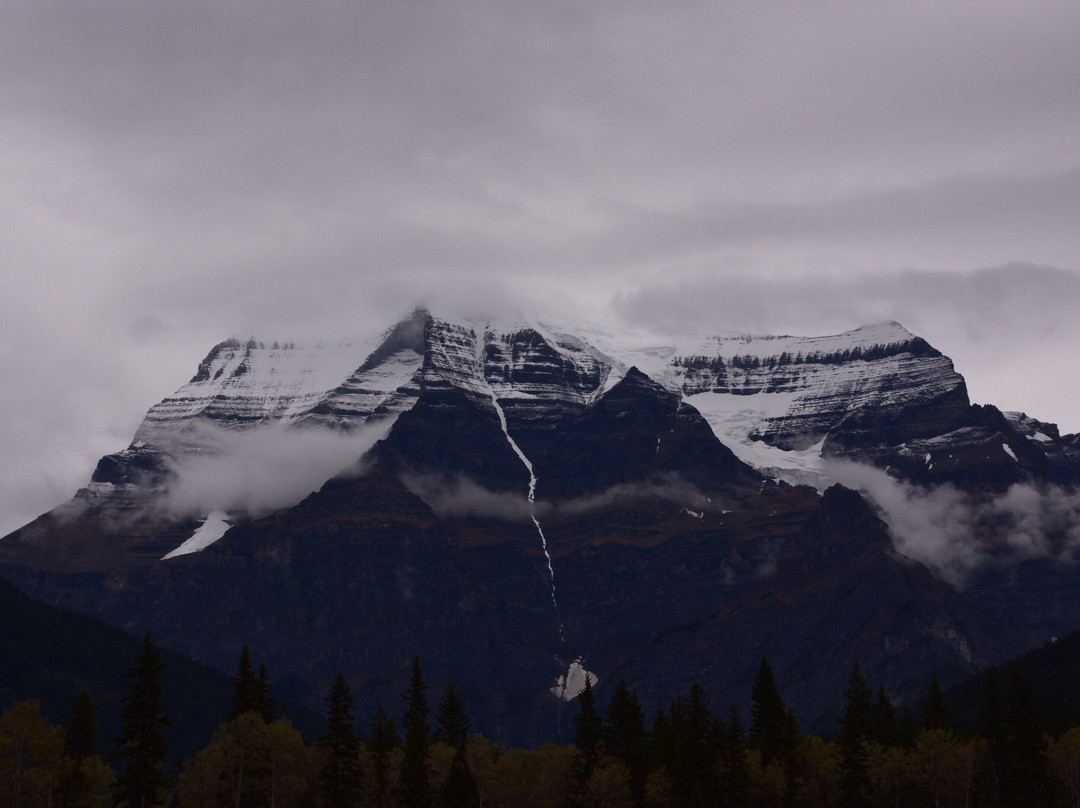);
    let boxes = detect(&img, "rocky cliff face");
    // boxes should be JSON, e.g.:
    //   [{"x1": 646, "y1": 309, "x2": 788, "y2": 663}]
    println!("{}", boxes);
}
[{"x1": 2, "y1": 309, "x2": 1079, "y2": 743}]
